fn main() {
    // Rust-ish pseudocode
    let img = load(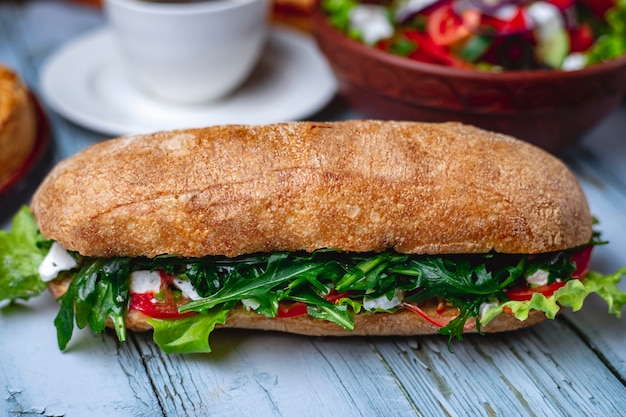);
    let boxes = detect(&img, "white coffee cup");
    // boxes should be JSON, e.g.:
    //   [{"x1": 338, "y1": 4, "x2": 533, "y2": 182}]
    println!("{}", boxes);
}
[{"x1": 104, "y1": 0, "x2": 269, "y2": 103}]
